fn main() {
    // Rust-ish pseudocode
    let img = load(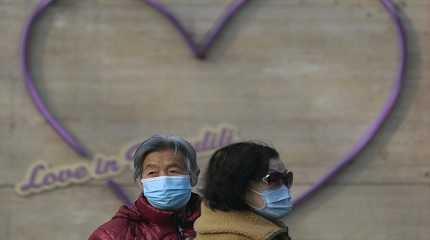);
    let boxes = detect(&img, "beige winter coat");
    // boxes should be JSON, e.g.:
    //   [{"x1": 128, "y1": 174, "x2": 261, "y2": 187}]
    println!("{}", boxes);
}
[{"x1": 195, "y1": 203, "x2": 291, "y2": 240}]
